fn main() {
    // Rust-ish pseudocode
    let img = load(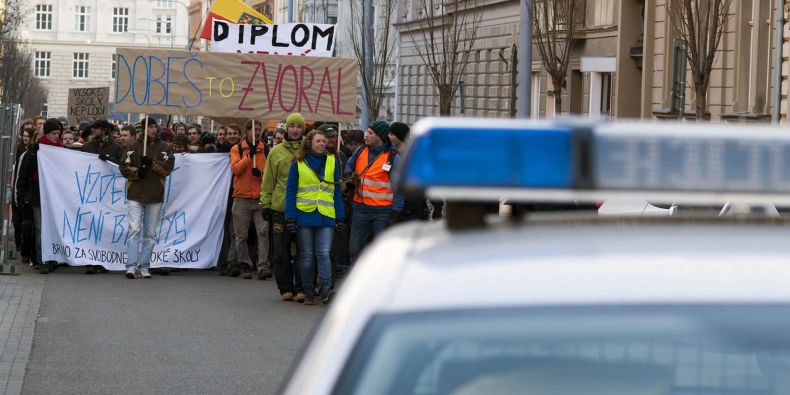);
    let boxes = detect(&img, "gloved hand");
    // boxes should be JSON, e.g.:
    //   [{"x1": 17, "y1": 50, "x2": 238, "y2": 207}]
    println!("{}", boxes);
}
[
  {"x1": 248, "y1": 145, "x2": 257, "y2": 158},
  {"x1": 335, "y1": 221, "x2": 345, "y2": 232},
  {"x1": 251, "y1": 168, "x2": 262, "y2": 177},
  {"x1": 261, "y1": 208, "x2": 273, "y2": 221},
  {"x1": 286, "y1": 218, "x2": 297, "y2": 234},
  {"x1": 138, "y1": 156, "x2": 152, "y2": 178},
  {"x1": 98, "y1": 153, "x2": 111, "y2": 161}
]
